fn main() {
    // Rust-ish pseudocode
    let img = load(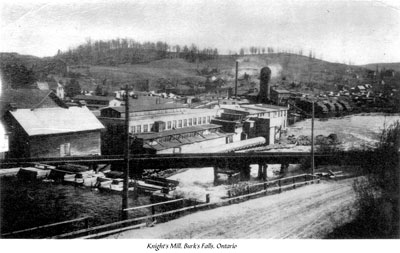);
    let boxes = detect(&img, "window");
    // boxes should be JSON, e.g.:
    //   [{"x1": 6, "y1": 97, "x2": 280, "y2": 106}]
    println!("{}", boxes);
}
[
  {"x1": 136, "y1": 125, "x2": 141, "y2": 133},
  {"x1": 130, "y1": 126, "x2": 136, "y2": 133},
  {"x1": 225, "y1": 136, "x2": 233, "y2": 144},
  {"x1": 60, "y1": 143, "x2": 71, "y2": 157},
  {"x1": 188, "y1": 118, "x2": 193, "y2": 126},
  {"x1": 207, "y1": 116, "x2": 211, "y2": 123},
  {"x1": 198, "y1": 117, "x2": 202, "y2": 124},
  {"x1": 203, "y1": 117, "x2": 206, "y2": 124},
  {"x1": 183, "y1": 119, "x2": 187, "y2": 127},
  {"x1": 149, "y1": 124, "x2": 154, "y2": 132},
  {"x1": 193, "y1": 118, "x2": 197, "y2": 125},
  {"x1": 178, "y1": 120, "x2": 182, "y2": 128},
  {"x1": 173, "y1": 147, "x2": 181, "y2": 154},
  {"x1": 167, "y1": 121, "x2": 172, "y2": 129},
  {"x1": 173, "y1": 120, "x2": 177, "y2": 129},
  {"x1": 143, "y1": 124, "x2": 148, "y2": 132}
]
